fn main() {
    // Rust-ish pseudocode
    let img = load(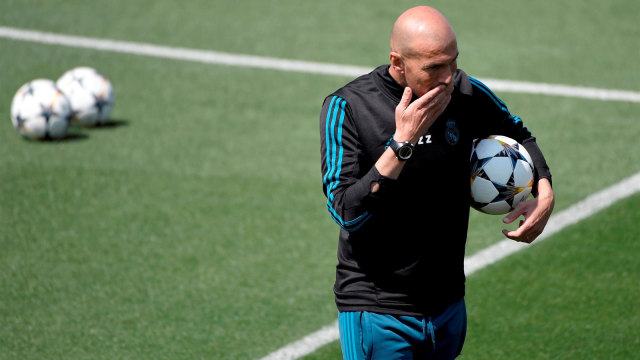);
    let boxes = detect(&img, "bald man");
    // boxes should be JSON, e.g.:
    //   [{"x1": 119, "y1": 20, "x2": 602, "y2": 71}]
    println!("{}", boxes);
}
[{"x1": 320, "y1": 6, "x2": 554, "y2": 359}]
